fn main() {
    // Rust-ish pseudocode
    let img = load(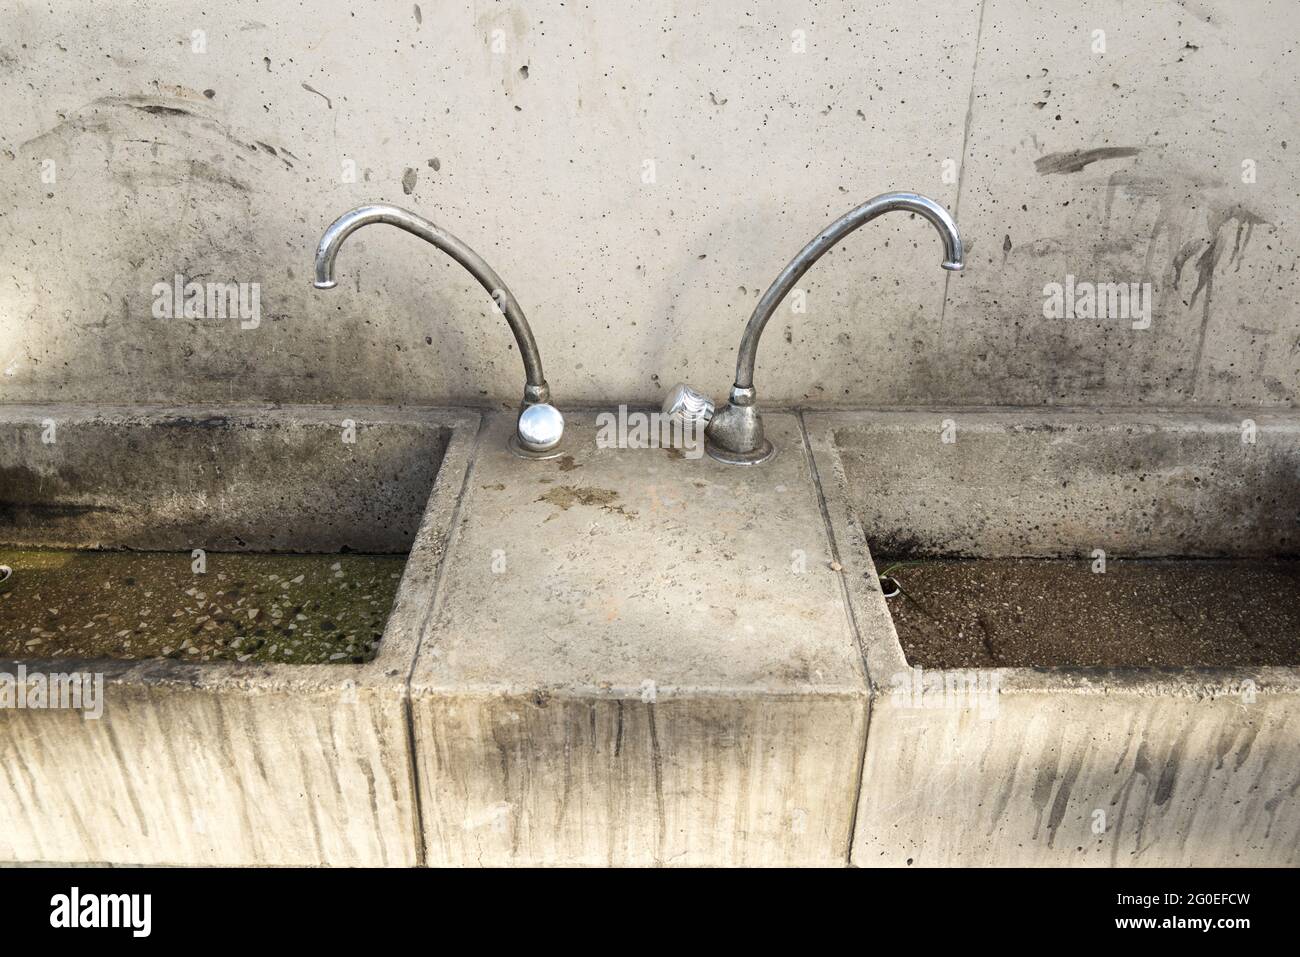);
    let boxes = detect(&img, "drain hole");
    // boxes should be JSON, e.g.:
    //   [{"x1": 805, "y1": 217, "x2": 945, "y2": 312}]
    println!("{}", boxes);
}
[{"x1": 879, "y1": 574, "x2": 900, "y2": 598}]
